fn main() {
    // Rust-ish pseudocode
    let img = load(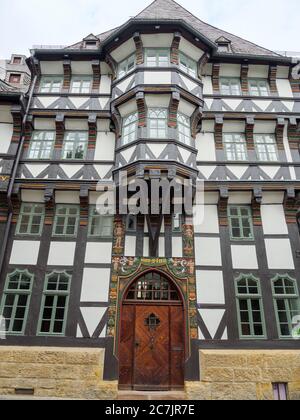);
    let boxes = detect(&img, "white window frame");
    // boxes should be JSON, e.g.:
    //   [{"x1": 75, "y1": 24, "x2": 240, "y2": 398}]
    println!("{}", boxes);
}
[
  {"x1": 223, "y1": 133, "x2": 248, "y2": 161},
  {"x1": 177, "y1": 112, "x2": 191, "y2": 145},
  {"x1": 62, "y1": 131, "x2": 88, "y2": 160},
  {"x1": 220, "y1": 77, "x2": 241, "y2": 95},
  {"x1": 122, "y1": 112, "x2": 138, "y2": 145},
  {"x1": 148, "y1": 108, "x2": 168, "y2": 139},
  {"x1": 248, "y1": 79, "x2": 270, "y2": 97},
  {"x1": 70, "y1": 76, "x2": 92, "y2": 94},
  {"x1": 254, "y1": 134, "x2": 279, "y2": 162},
  {"x1": 40, "y1": 77, "x2": 63, "y2": 93},
  {"x1": 118, "y1": 54, "x2": 136, "y2": 79},
  {"x1": 28, "y1": 131, "x2": 55, "y2": 160},
  {"x1": 145, "y1": 48, "x2": 170, "y2": 67},
  {"x1": 179, "y1": 52, "x2": 197, "y2": 78}
]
